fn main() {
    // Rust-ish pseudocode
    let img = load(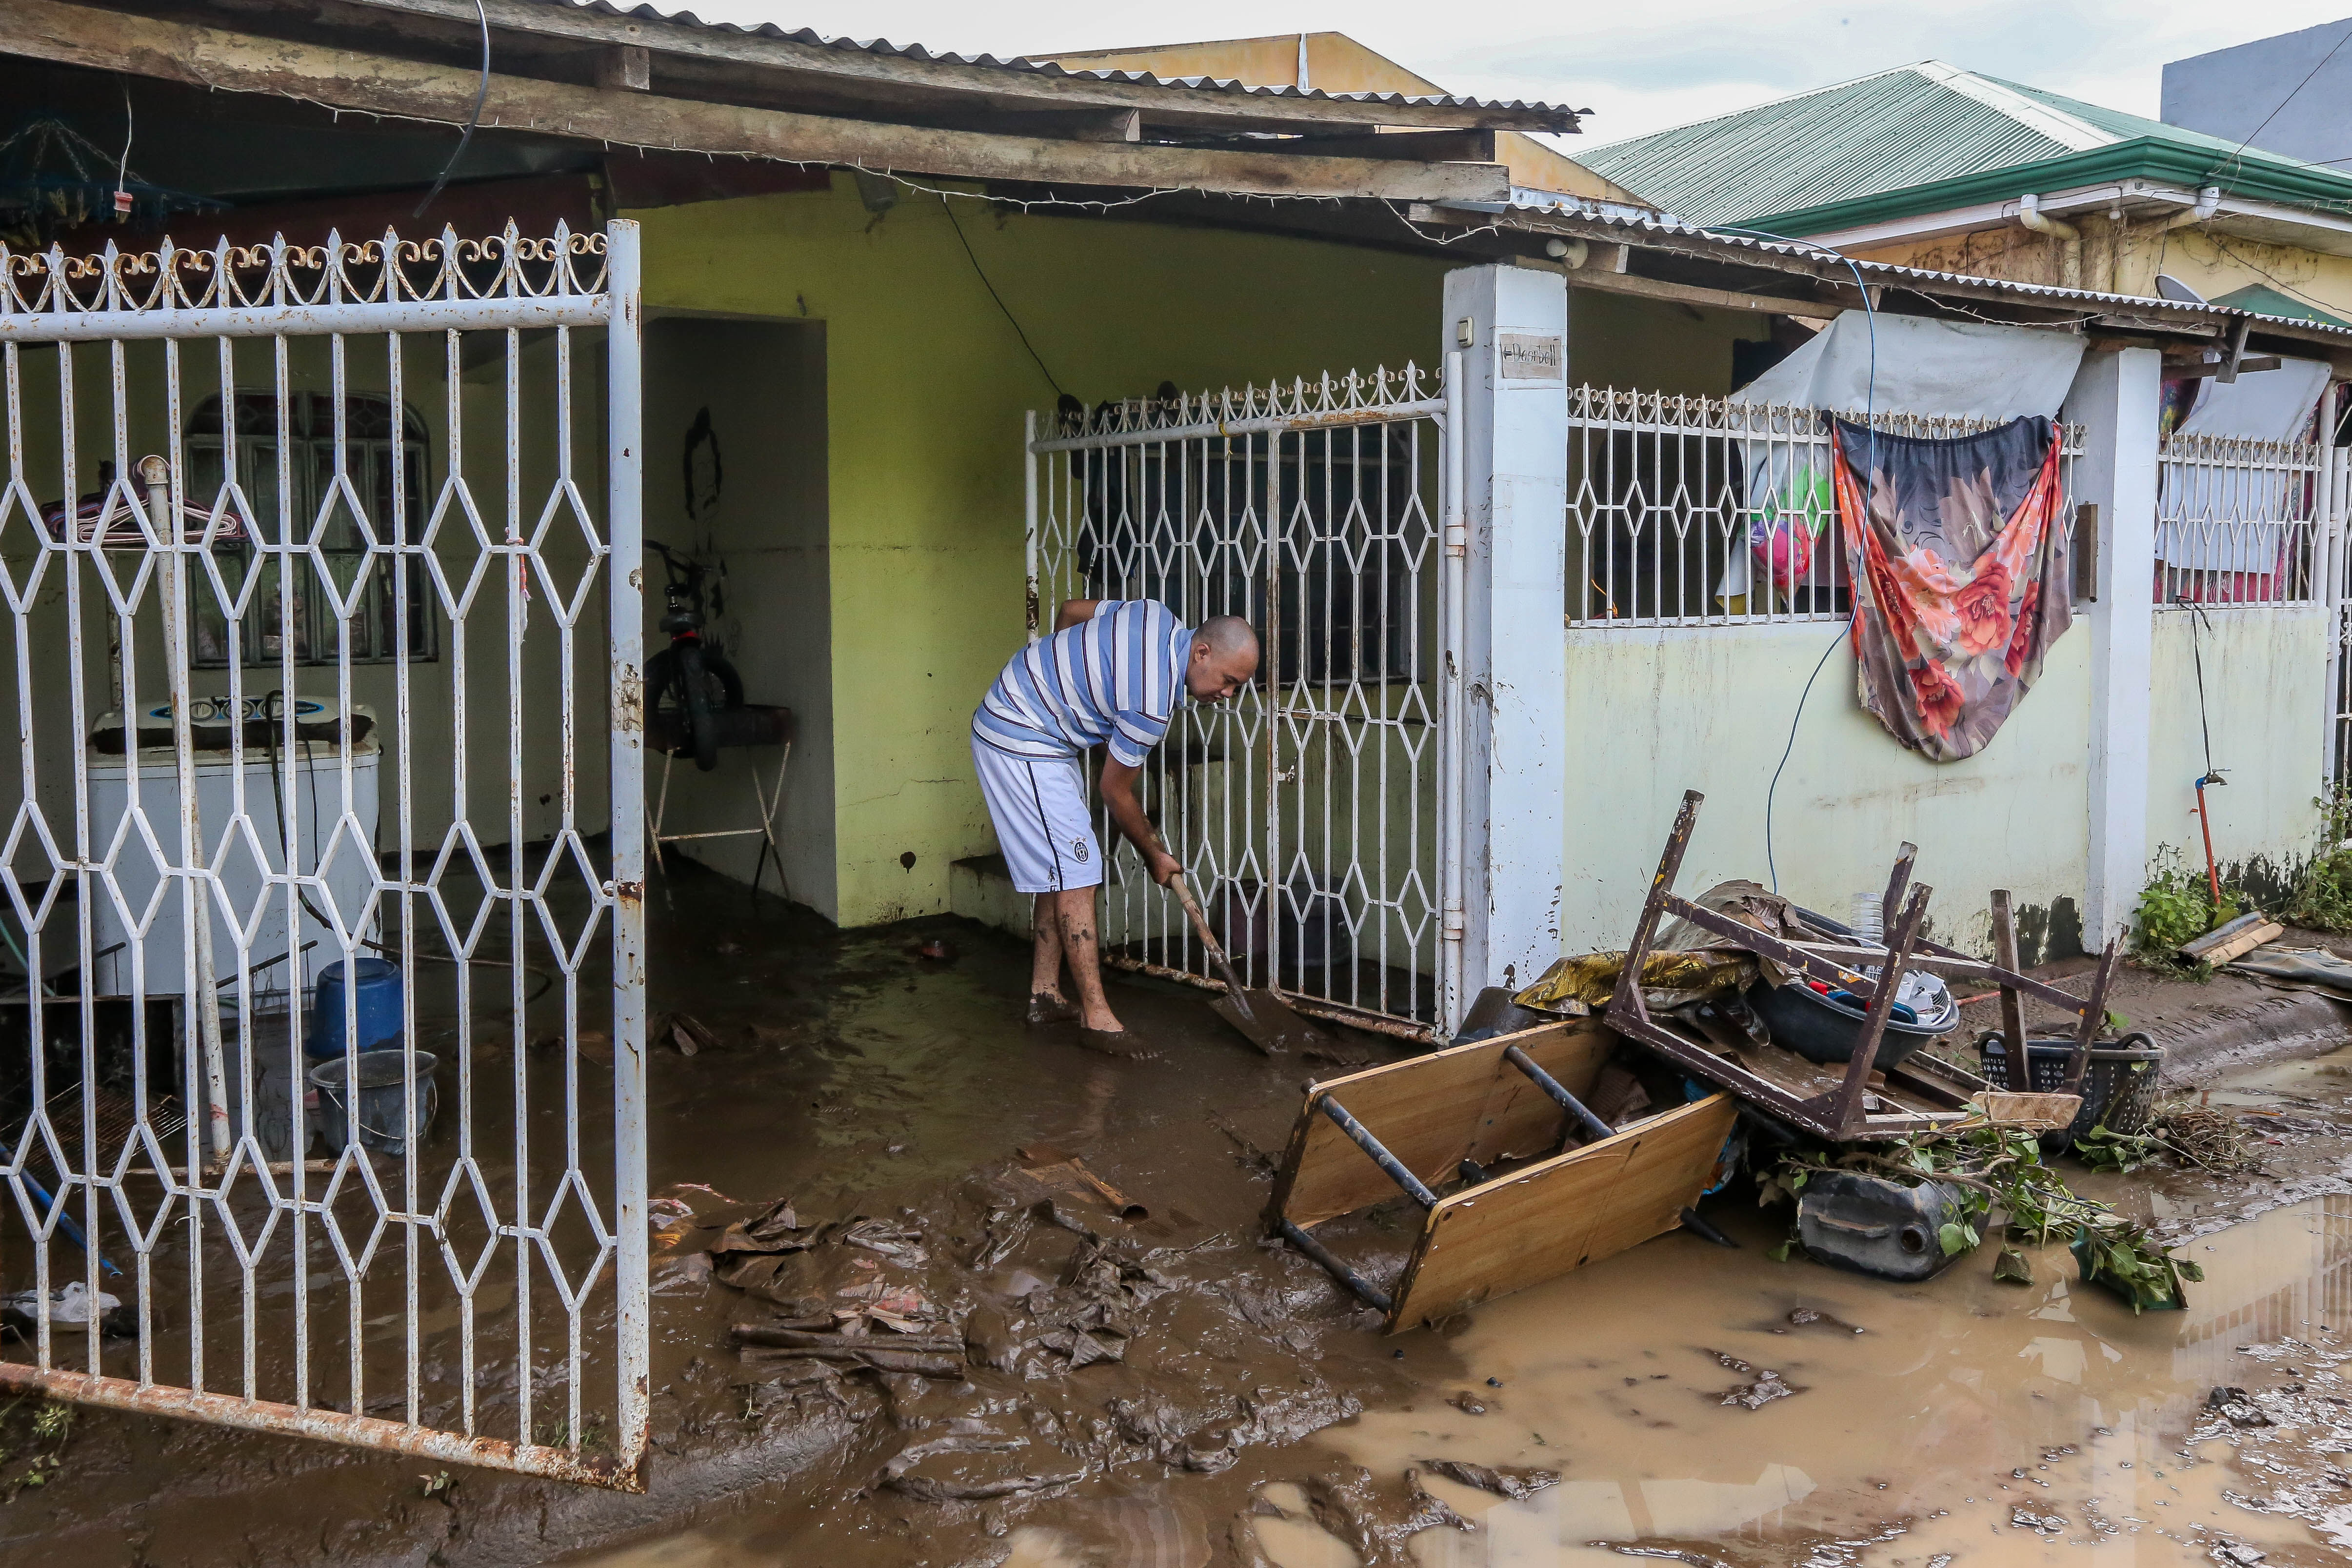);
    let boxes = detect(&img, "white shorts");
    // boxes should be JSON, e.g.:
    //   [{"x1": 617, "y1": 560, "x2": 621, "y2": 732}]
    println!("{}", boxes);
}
[{"x1": 971, "y1": 734, "x2": 1104, "y2": 893}]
